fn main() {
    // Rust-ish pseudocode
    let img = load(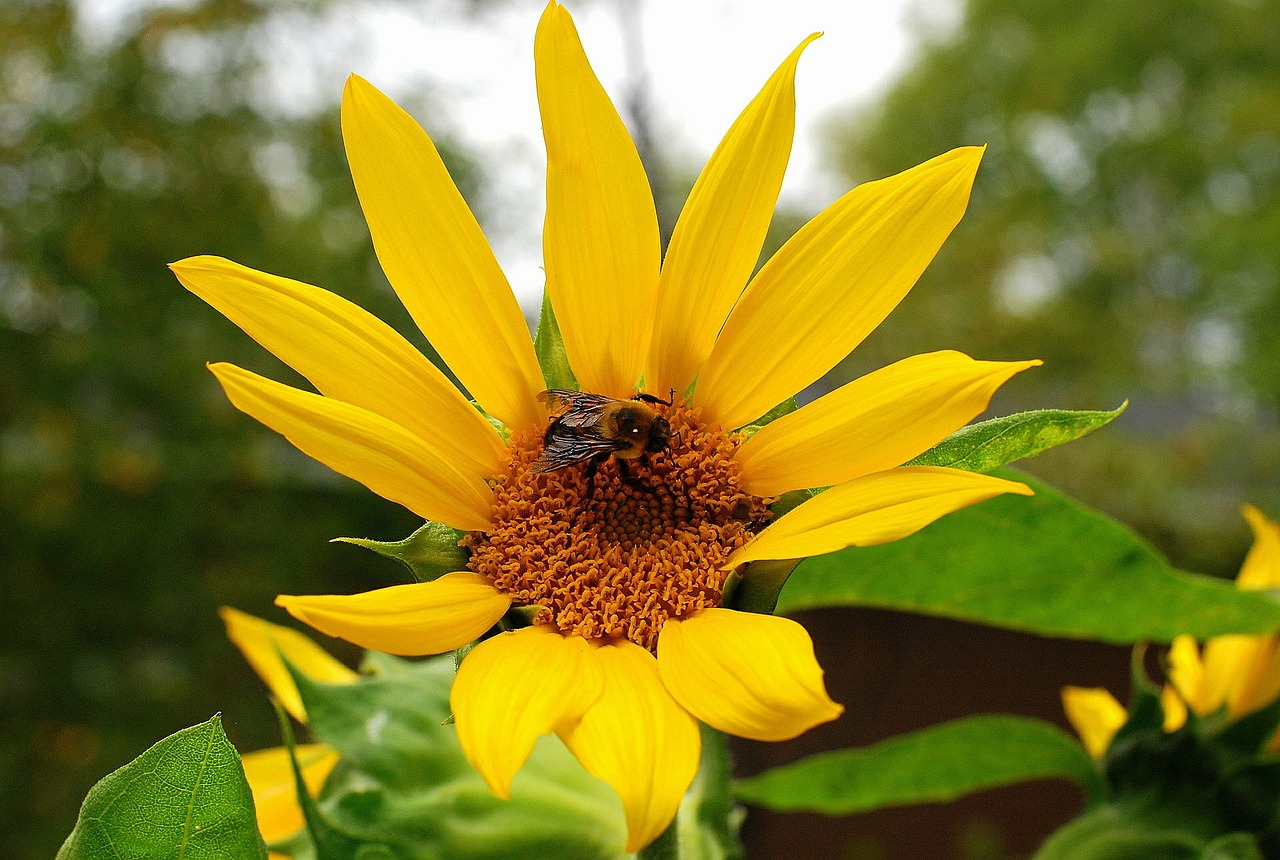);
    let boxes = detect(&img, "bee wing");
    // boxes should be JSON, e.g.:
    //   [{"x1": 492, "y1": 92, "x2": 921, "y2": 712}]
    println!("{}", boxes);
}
[
  {"x1": 531, "y1": 430, "x2": 628, "y2": 472},
  {"x1": 538, "y1": 389, "x2": 618, "y2": 429}
]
